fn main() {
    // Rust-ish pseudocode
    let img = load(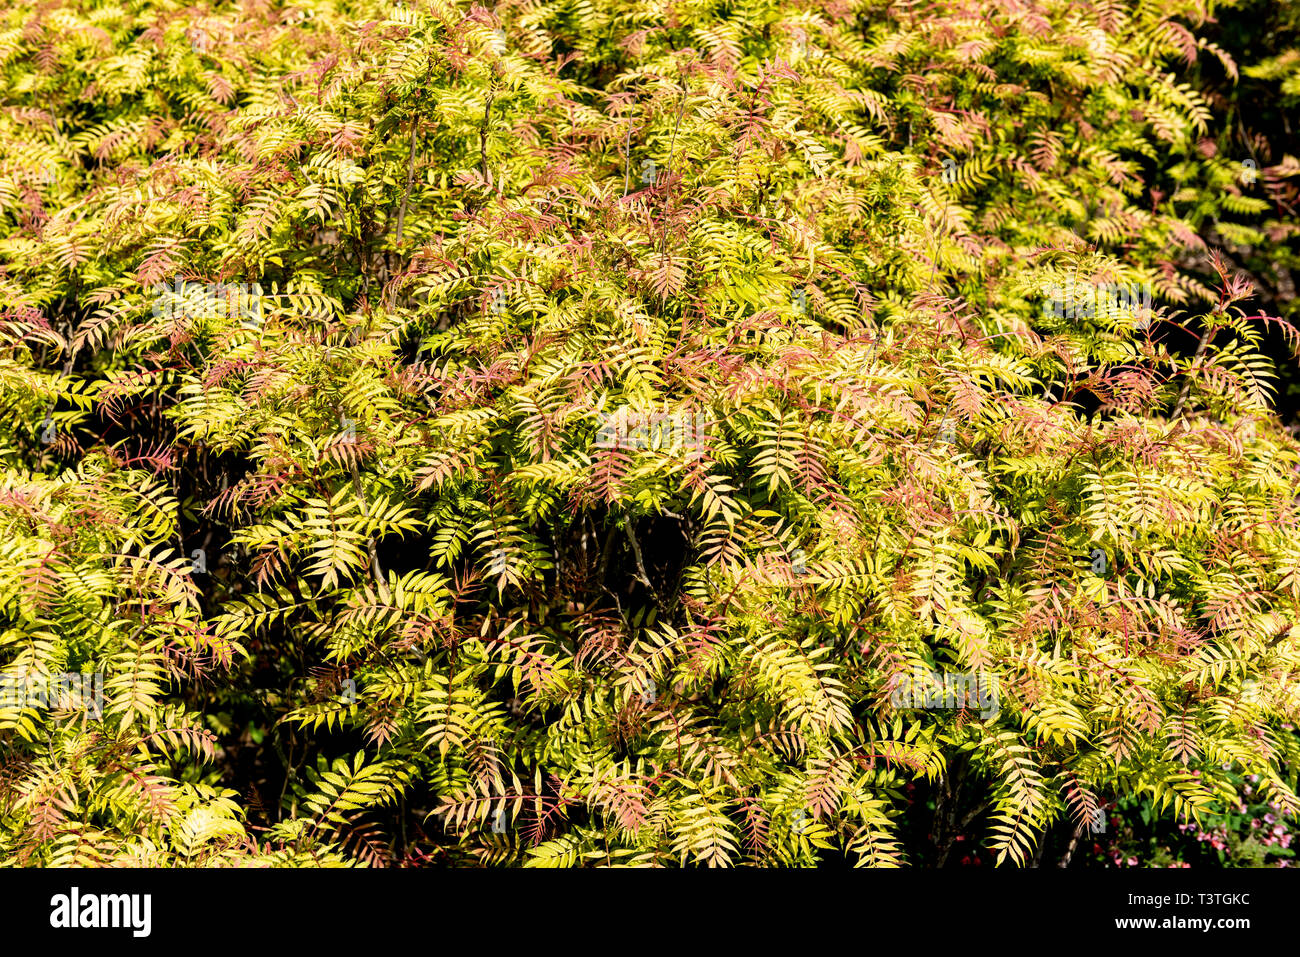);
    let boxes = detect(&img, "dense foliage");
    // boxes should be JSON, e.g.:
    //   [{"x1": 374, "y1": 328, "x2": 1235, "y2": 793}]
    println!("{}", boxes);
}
[{"x1": 2, "y1": 0, "x2": 1300, "y2": 867}]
